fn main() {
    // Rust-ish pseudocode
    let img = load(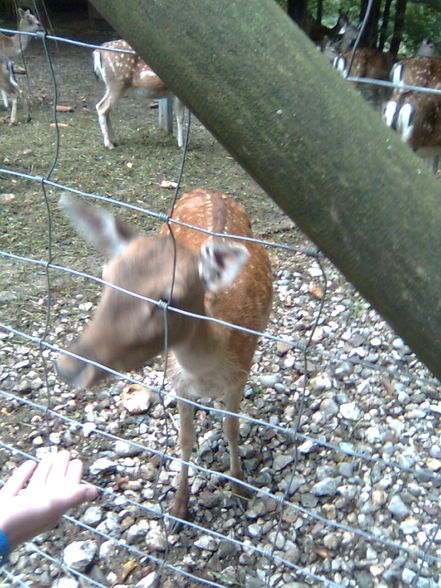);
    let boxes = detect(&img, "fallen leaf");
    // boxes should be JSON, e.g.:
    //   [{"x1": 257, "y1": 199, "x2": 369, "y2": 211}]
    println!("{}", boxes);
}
[
  {"x1": 121, "y1": 383, "x2": 153, "y2": 414},
  {"x1": 0, "y1": 193, "x2": 16, "y2": 203},
  {"x1": 55, "y1": 104, "x2": 75, "y2": 112},
  {"x1": 308, "y1": 281, "x2": 324, "y2": 300},
  {"x1": 50, "y1": 122, "x2": 69, "y2": 128},
  {"x1": 160, "y1": 180, "x2": 178, "y2": 189},
  {"x1": 115, "y1": 560, "x2": 138, "y2": 584}
]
